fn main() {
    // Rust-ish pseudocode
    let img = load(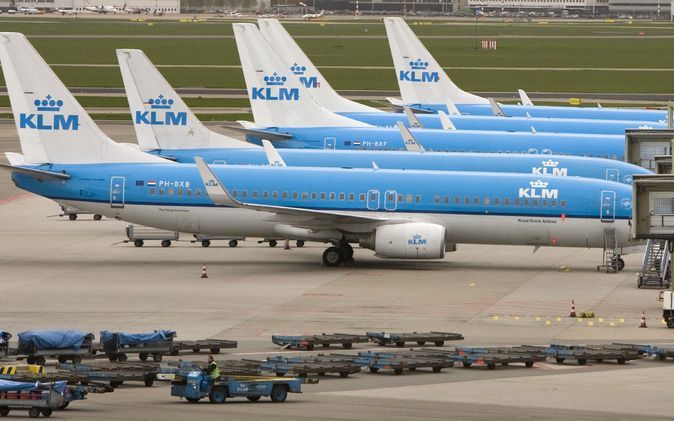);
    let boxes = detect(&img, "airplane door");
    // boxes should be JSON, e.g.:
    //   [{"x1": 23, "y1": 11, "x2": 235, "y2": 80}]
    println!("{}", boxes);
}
[
  {"x1": 110, "y1": 176, "x2": 125, "y2": 209},
  {"x1": 324, "y1": 137, "x2": 336, "y2": 149},
  {"x1": 600, "y1": 190, "x2": 615, "y2": 222},
  {"x1": 384, "y1": 190, "x2": 397, "y2": 211},
  {"x1": 606, "y1": 168, "x2": 619, "y2": 182},
  {"x1": 367, "y1": 190, "x2": 380, "y2": 210}
]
